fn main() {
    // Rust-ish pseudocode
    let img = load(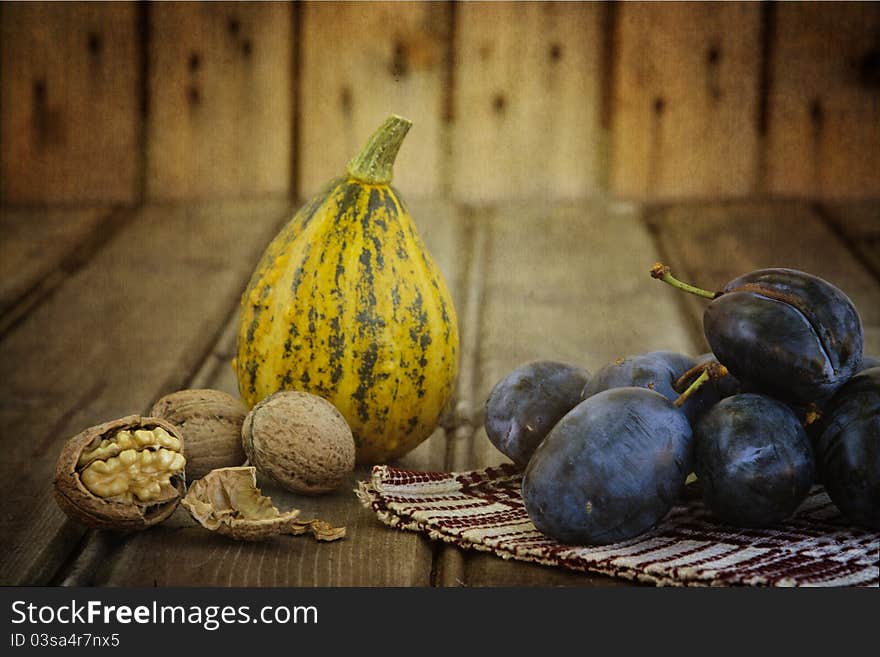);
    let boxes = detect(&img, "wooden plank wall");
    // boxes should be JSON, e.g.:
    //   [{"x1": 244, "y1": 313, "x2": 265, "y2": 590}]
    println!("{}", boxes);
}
[
  {"x1": 2, "y1": 1, "x2": 879, "y2": 205},
  {"x1": 298, "y1": 1, "x2": 450, "y2": 199},
  {"x1": 609, "y1": 2, "x2": 762, "y2": 199},
  {"x1": 1, "y1": 3, "x2": 140, "y2": 203},
  {"x1": 451, "y1": 2, "x2": 603, "y2": 201},
  {"x1": 146, "y1": 2, "x2": 293, "y2": 200},
  {"x1": 764, "y1": 3, "x2": 880, "y2": 198}
]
